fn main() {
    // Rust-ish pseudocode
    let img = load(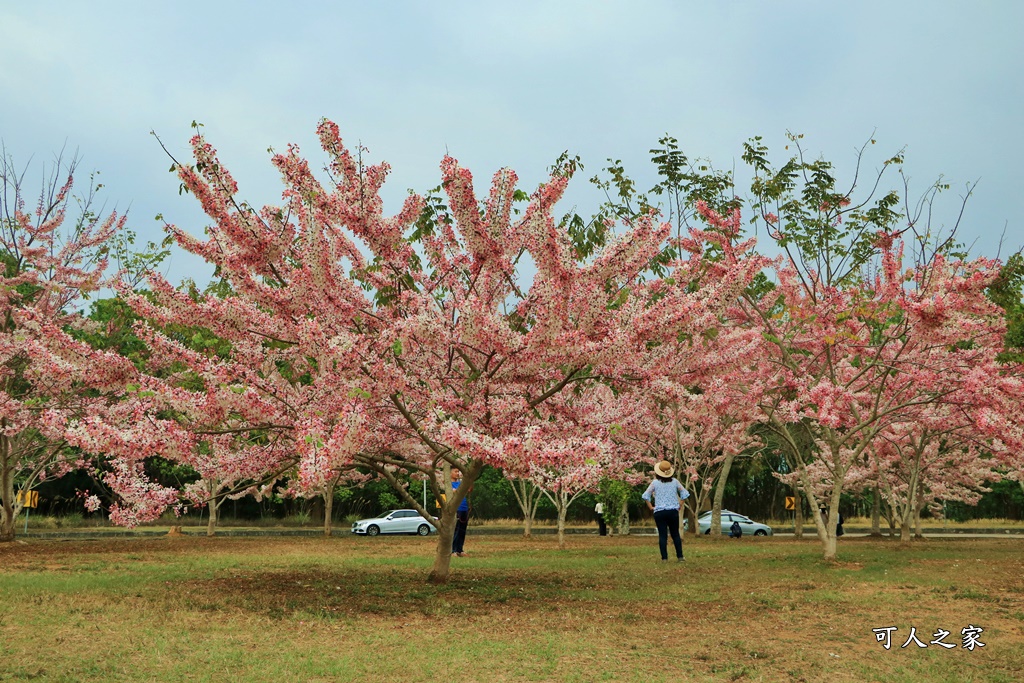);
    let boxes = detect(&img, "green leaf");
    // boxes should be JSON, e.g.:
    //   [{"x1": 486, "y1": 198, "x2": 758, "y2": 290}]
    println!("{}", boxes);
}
[{"x1": 347, "y1": 387, "x2": 372, "y2": 400}]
